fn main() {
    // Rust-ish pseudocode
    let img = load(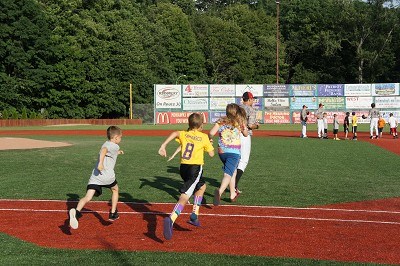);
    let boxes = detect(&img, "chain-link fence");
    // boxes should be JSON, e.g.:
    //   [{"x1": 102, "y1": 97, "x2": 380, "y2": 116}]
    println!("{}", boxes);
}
[{"x1": 132, "y1": 104, "x2": 154, "y2": 124}]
